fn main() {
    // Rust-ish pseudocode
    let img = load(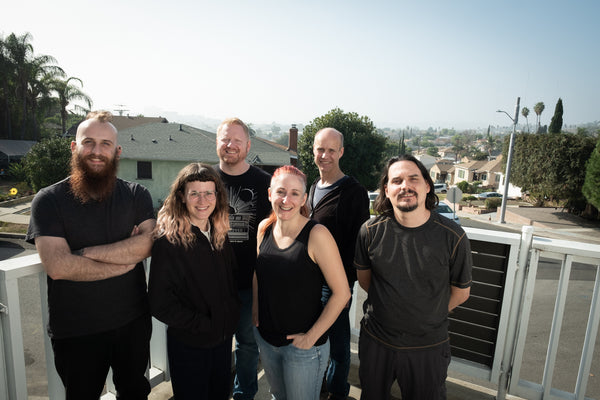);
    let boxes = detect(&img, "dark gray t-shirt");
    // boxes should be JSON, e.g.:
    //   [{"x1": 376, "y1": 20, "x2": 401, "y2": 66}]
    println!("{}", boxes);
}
[
  {"x1": 26, "y1": 178, "x2": 155, "y2": 338},
  {"x1": 354, "y1": 212, "x2": 472, "y2": 349}
]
